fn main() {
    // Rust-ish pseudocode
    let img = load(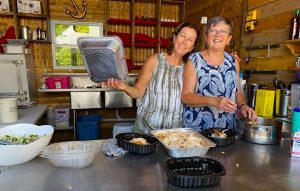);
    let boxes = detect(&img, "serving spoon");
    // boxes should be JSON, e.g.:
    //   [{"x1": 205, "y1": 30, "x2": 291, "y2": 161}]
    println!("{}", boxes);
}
[{"x1": 0, "y1": 140, "x2": 12, "y2": 145}]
